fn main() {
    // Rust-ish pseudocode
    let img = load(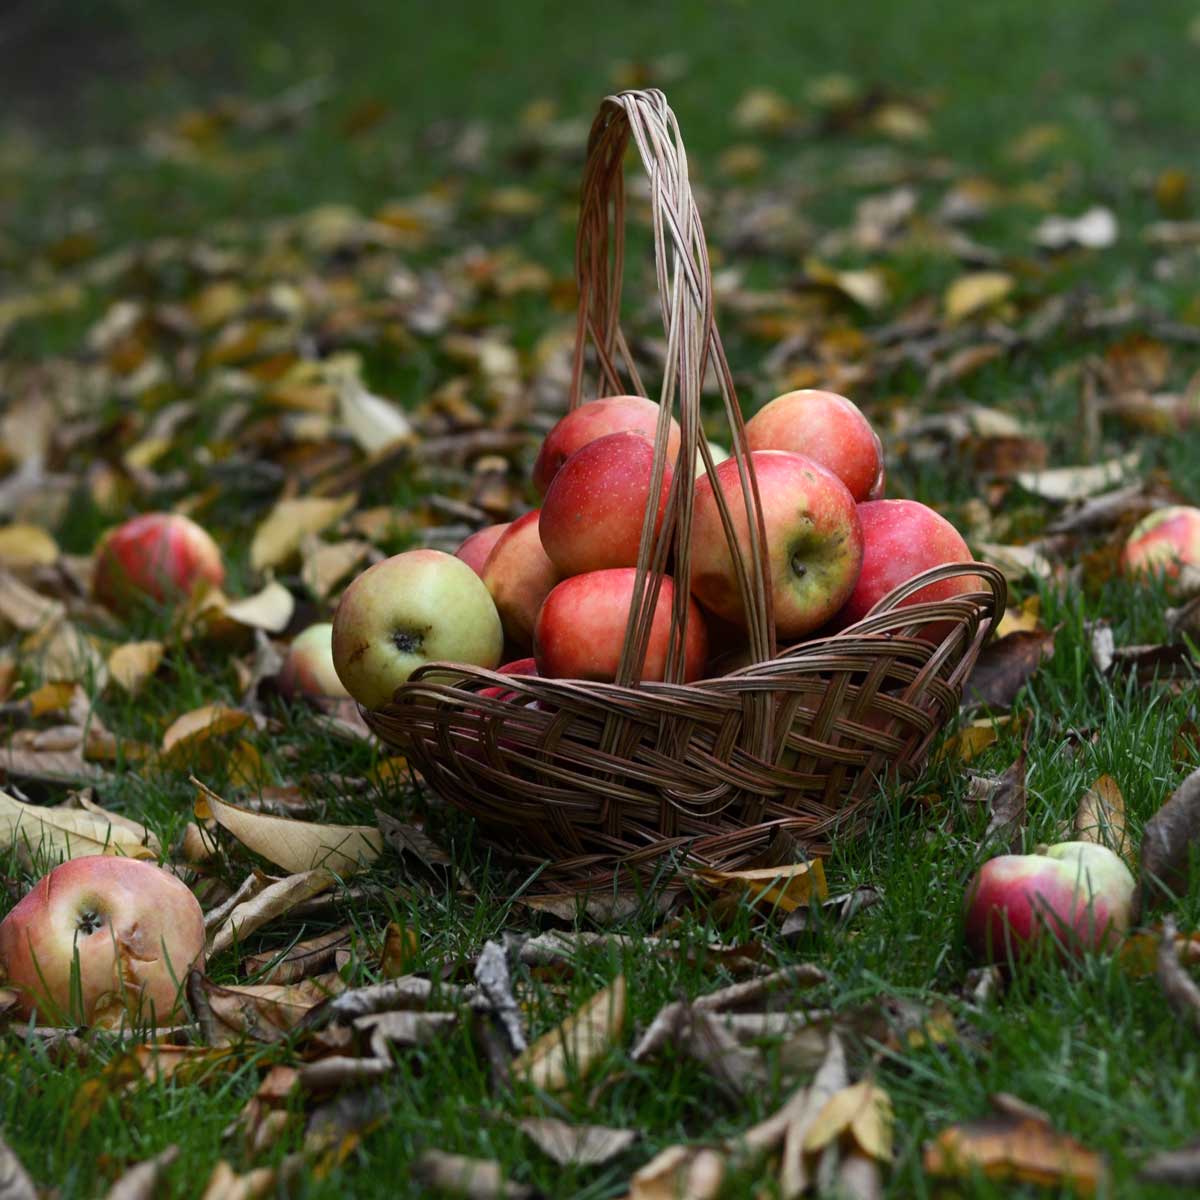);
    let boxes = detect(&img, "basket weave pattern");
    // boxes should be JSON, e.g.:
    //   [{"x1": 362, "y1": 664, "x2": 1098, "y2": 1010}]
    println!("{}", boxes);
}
[{"x1": 365, "y1": 90, "x2": 1005, "y2": 889}]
